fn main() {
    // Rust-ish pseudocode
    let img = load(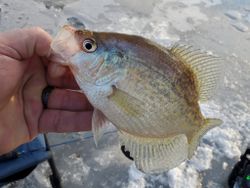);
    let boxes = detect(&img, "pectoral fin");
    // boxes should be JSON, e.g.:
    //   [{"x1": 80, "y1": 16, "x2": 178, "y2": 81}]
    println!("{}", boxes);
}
[
  {"x1": 109, "y1": 87, "x2": 144, "y2": 118},
  {"x1": 119, "y1": 131, "x2": 188, "y2": 173},
  {"x1": 92, "y1": 108, "x2": 109, "y2": 146}
]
